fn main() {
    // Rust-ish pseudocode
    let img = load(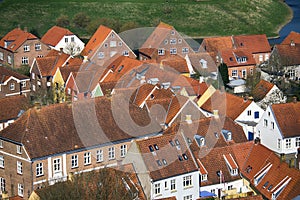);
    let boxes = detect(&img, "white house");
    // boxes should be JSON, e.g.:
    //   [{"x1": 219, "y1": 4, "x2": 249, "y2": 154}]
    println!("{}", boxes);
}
[
  {"x1": 256, "y1": 101, "x2": 300, "y2": 169},
  {"x1": 123, "y1": 134, "x2": 200, "y2": 200},
  {"x1": 41, "y1": 26, "x2": 85, "y2": 56}
]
